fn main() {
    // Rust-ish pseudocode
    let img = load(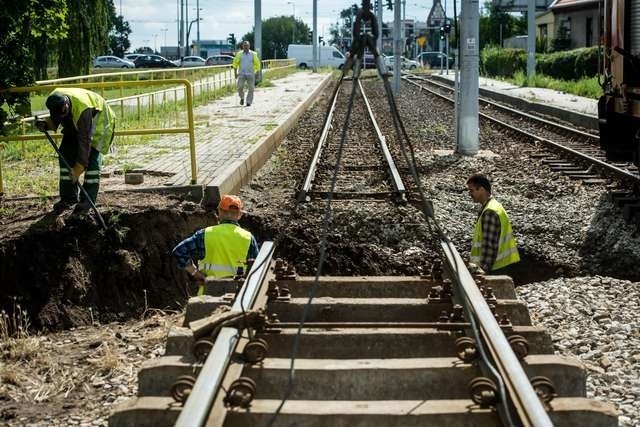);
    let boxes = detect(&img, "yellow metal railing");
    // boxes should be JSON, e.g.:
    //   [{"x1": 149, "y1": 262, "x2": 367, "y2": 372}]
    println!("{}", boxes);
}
[
  {"x1": 0, "y1": 59, "x2": 297, "y2": 196},
  {"x1": 0, "y1": 79, "x2": 196, "y2": 196}
]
